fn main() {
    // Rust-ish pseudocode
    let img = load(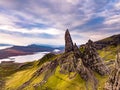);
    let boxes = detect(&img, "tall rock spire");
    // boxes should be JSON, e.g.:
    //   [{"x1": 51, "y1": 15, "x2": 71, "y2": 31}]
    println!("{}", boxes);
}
[{"x1": 65, "y1": 29, "x2": 74, "y2": 53}]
